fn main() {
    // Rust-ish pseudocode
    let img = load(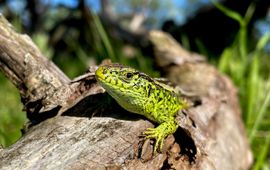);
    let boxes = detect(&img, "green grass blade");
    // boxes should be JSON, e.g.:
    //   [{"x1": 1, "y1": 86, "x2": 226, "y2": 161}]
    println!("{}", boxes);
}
[
  {"x1": 243, "y1": 3, "x2": 256, "y2": 25},
  {"x1": 252, "y1": 133, "x2": 270, "y2": 170},
  {"x1": 92, "y1": 13, "x2": 116, "y2": 61},
  {"x1": 218, "y1": 48, "x2": 232, "y2": 73},
  {"x1": 249, "y1": 80, "x2": 270, "y2": 142},
  {"x1": 246, "y1": 56, "x2": 259, "y2": 126},
  {"x1": 211, "y1": 0, "x2": 243, "y2": 24},
  {"x1": 256, "y1": 33, "x2": 270, "y2": 51}
]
